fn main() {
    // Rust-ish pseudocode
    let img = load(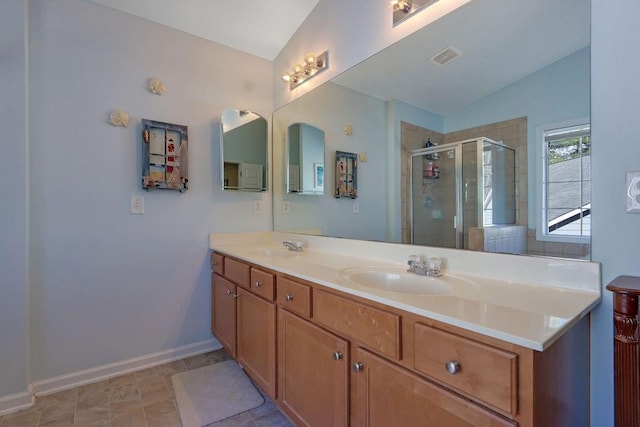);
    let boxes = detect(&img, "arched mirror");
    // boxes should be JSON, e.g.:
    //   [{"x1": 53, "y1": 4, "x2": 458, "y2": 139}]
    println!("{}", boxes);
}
[
  {"x1": 286, "y1": 123, "x2": 325, "y2": 195},
  {"x1": 221, "y1": 109, "x2": 268, "y2": 191}
]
